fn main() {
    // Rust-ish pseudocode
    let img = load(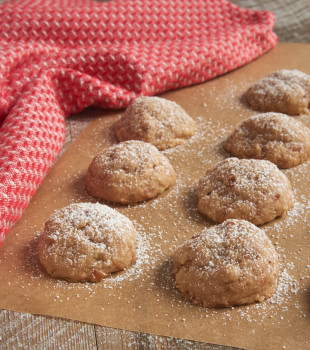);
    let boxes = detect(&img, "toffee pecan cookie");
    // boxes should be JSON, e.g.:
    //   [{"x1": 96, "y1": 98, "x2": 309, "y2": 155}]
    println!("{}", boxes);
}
[
  {"x1": 115, "y1": 96, "x2": 195, "y2": 150},
  {"x1": 173, "y1": 219, "x2": 279, "y2": 308},
  {"x1": 38, "y1": 203, "x2": 137, "y2": 282},
  {"x1": 86, "y1": 140, "x2": 176, "y2": 204},
  {"x1": 197, "y1": 158, "x2": 294, "y2": 225},
  {"x1": 246, "y1": 69, "x2": 310, "y2": 115},
  {"x1": 224, "y1": 112, "x2": 310, "y2": 168}
]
